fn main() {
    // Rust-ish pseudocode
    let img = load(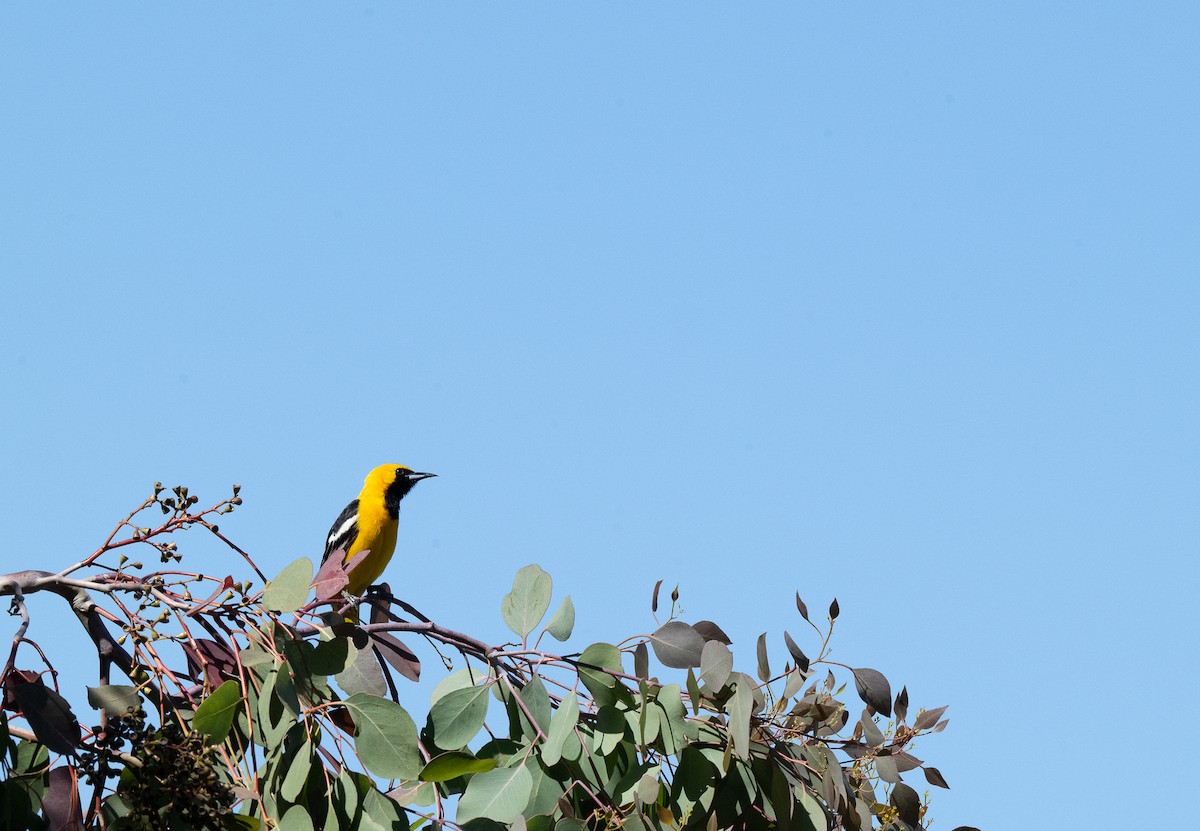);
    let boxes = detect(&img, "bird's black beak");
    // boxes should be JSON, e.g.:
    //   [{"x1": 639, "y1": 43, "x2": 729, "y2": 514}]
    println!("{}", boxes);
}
[{"x1": 406, "y1": 471, "x2": 437, "y2": 481}]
